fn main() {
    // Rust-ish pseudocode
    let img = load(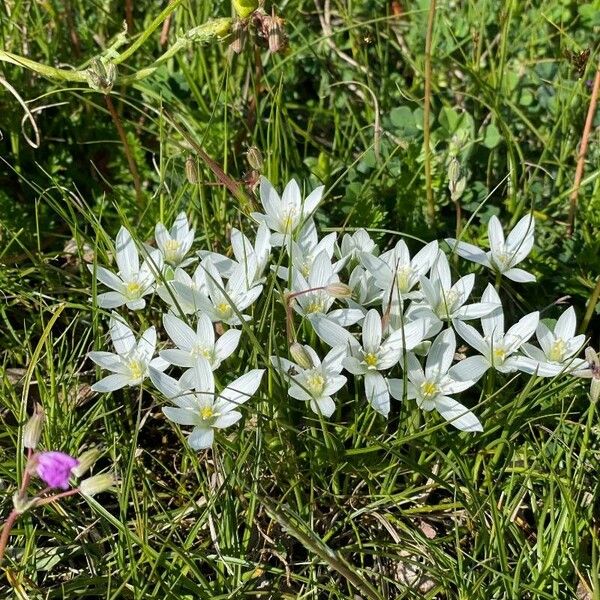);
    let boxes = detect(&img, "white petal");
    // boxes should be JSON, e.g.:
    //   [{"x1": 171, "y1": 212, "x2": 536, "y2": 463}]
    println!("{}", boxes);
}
[
  {"x1": 445, "y1": 239, "x2": 491, "y2": 267},
  {"x1": 91, "y1": 373, "x2": 131, "y2": 392},
  {"x1": 554, "y1": 306, "x2": 577, "y2": 341},
  {"x1": 343, "y1": 356, "x2": 367, "y2": 375},
  {"x1": 196, "y1": 313, "x2": 216, "y2": 347},
  {"x1": 137, "y1": 327, "x2": 157, "y2": 362},
  {"x1": 326, "y1": 309, "x2": 364, "y2": 327},
  {"x1": 453, "y1": 320, "x2": 488, "y2": 356},
  {"x1": 87, "y1": 351, "x2": 124, "y2": 373},
  {"x1": 213, "y1": 411, "x2": 242, "y2": 429},
  {"x1": 94, "y1": 266, "x2": 124, "y2": 292},
  {"x1": 162, "y1": 314, "x2": 196, "y2": 351},
  {"x1": 149, "y1": 367, "x2": 182, "y2": 399},
  {"x1": 215, "y1": 329, "x2": 241, "y2": 361},
  {"x1": 481, "y1": 284, "x2": 504, "y2": 338},
  {"x1": 302, "y1": 185, "x2": 324, "y2": 216},
  {"x1": 448, "y1": 355, "x2": 489, "y2": 383},
  {"x1": 436, "y1": 396, "x2": 482, "y2": 432},
  {"x1": 361, "y1": 253, "x2": 393, "y2": 289},
  {"x1": 259, "y1": 176, "x2": 282, "y2": 220},
  {"x1": 412, "y1": 240, "x2": 439, "y2": 276},
  {"x1": 188, "y1": 426, "x2": 214, "y2": 450},
  {"x1": 454, "y1": 302, "x2": 499, "y2": 321},
  {"x1": 219, "y1": 369, "x2": 264, "y2": 408},
  {"x1": 160, "y1": 349, "x2": 194, "y2": 368},
  {"x1": 364, "y1": 372, "x2": 390, "y2": 417},
  {"x1": 362, "y1": 309, "x2": 382, "y2": 353},
  {"x1": 505, "y1": 311, "x2": 539, "y2": 353},
  {"x1": 506, "y1": 215, "x2": 534, "y2": 253},
  {"x1": 191, "y1": 358, "x2": 216, "y2": 395},
  {"x1": 282, "y1": 178, "x2": 301, "y2": 213},
  {"x1": 322, "y1": 346, "x2": 348, "y2": 373},
  {"x1": 115, "y1": 227, "x2": 138, "y2": 280},
  {"x1": 425, "y1": 329, "x2": 456, "y2": 378},
  {"x1": 96, "y1": 291, "x2": 126, "y2": 309},
  {"x1": 487, "y1": 216, "x2": 505, "y2": 257},
  {"x1": 109, "y1": 315, "x2": 136, "y2": 355},
  {"x1": 163, "y1": 406, "x2": 199, "y2": 426},
  {"x1": 309, "y1": 314, "x2": 358, "y2": 350},
  {"x1": 503, "y1": 268, "x2": 536, "y2": 283},
  {"x1": 309, "y1": 396, "x2": 336, "y2": 418}
]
